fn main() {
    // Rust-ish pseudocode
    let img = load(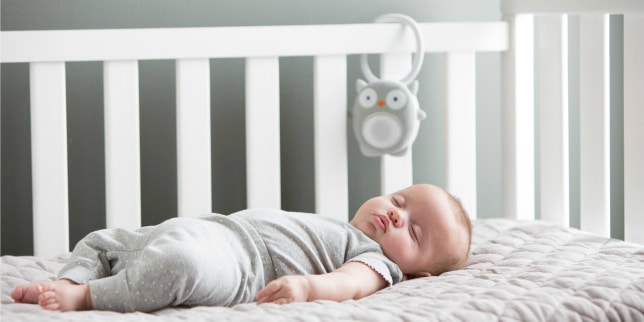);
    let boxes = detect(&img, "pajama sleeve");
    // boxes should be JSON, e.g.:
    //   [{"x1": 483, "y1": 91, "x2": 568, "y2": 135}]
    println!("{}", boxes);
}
[{"x1": 348, "y1": 252, "x2": 403, "y2": 286}]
